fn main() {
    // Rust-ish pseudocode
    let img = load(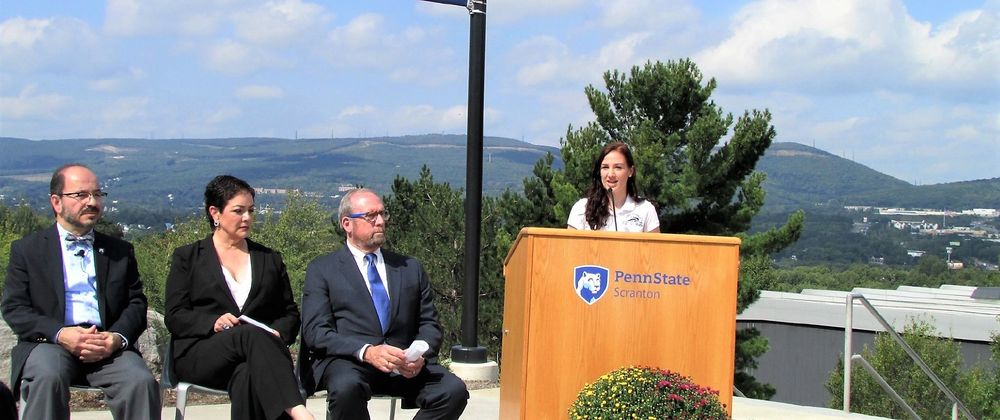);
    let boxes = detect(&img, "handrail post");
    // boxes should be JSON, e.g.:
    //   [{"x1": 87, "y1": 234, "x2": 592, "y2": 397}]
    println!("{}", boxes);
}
[
  {"x1": 844, "y1": 293, "x2": 854, "y2": 413},
  {"x1": 850, "y1": 294, "x2": 977, "y2": 420}
]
